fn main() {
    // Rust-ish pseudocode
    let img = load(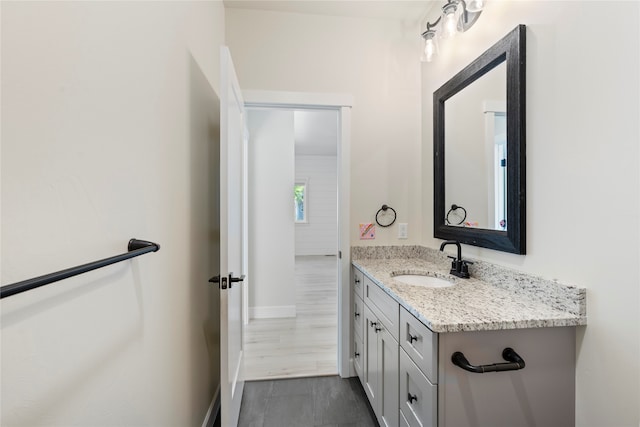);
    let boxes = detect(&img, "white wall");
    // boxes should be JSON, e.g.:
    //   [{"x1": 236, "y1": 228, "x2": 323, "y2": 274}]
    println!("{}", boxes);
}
[
  {"x1": 247, "y1": 109, "x2": 296, "y2": 318},
  {"x1": 1, "y1": 2, "x2": 225, "y2": 425},
  {"x1": 295, "y1": 155, "x2": 338, "y2": 256},
  {"x1": 421, "y1": 2, "x2": 640, "y2": 426},
  {"x1": 226, "y1": 8, "x2": 423, "y2": 246}
]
